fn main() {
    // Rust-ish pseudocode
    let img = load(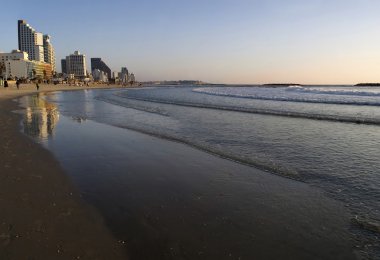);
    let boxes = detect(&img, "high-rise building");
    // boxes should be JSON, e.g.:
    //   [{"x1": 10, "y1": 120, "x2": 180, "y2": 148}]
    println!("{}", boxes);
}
[
  {"x1": 43, "y1": 35, "x2": 56, "y2": 73},
  {"x1": 121, "y1": 67, "x2": 128, "y2": 75},
  {"x1": 65, "y1": 51, "x2": 87, "y2": 78},
  {"x1": 120, "y1": 67, "x2": 129, "y2": 84},
  {"x1": 92, "y1": 69, "x2": 108, "y2": 82},
  {"x1": 129, "y1": 73, "x2": 135, "y2": 83},
  {"x1": 91, "y1": 58, "x2": 111, "y2": 80},
  {"x1": 18, "y1": 20, "x2": 45, "y2": 61},
  {"x1": 18, "y1": 19, "x2": 56, "y2": 78},
  {"x1": 61, "y1": 59, "x2": 67, "y2": 74}
]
